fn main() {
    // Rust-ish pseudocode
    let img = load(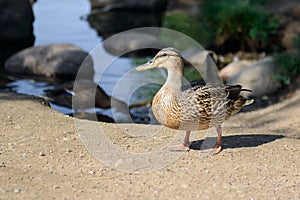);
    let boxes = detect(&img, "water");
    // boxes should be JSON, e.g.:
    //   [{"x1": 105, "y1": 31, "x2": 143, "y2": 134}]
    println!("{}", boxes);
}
[
  {"x1": 6, "y1": 0, "x2": 162, "y2": 121},
  {"x1": 33, "y1": 0, "x2": 98, "y2": 52},
  {"x1": 32, "y1": 0, "x2": 135, "y2": 98}
]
